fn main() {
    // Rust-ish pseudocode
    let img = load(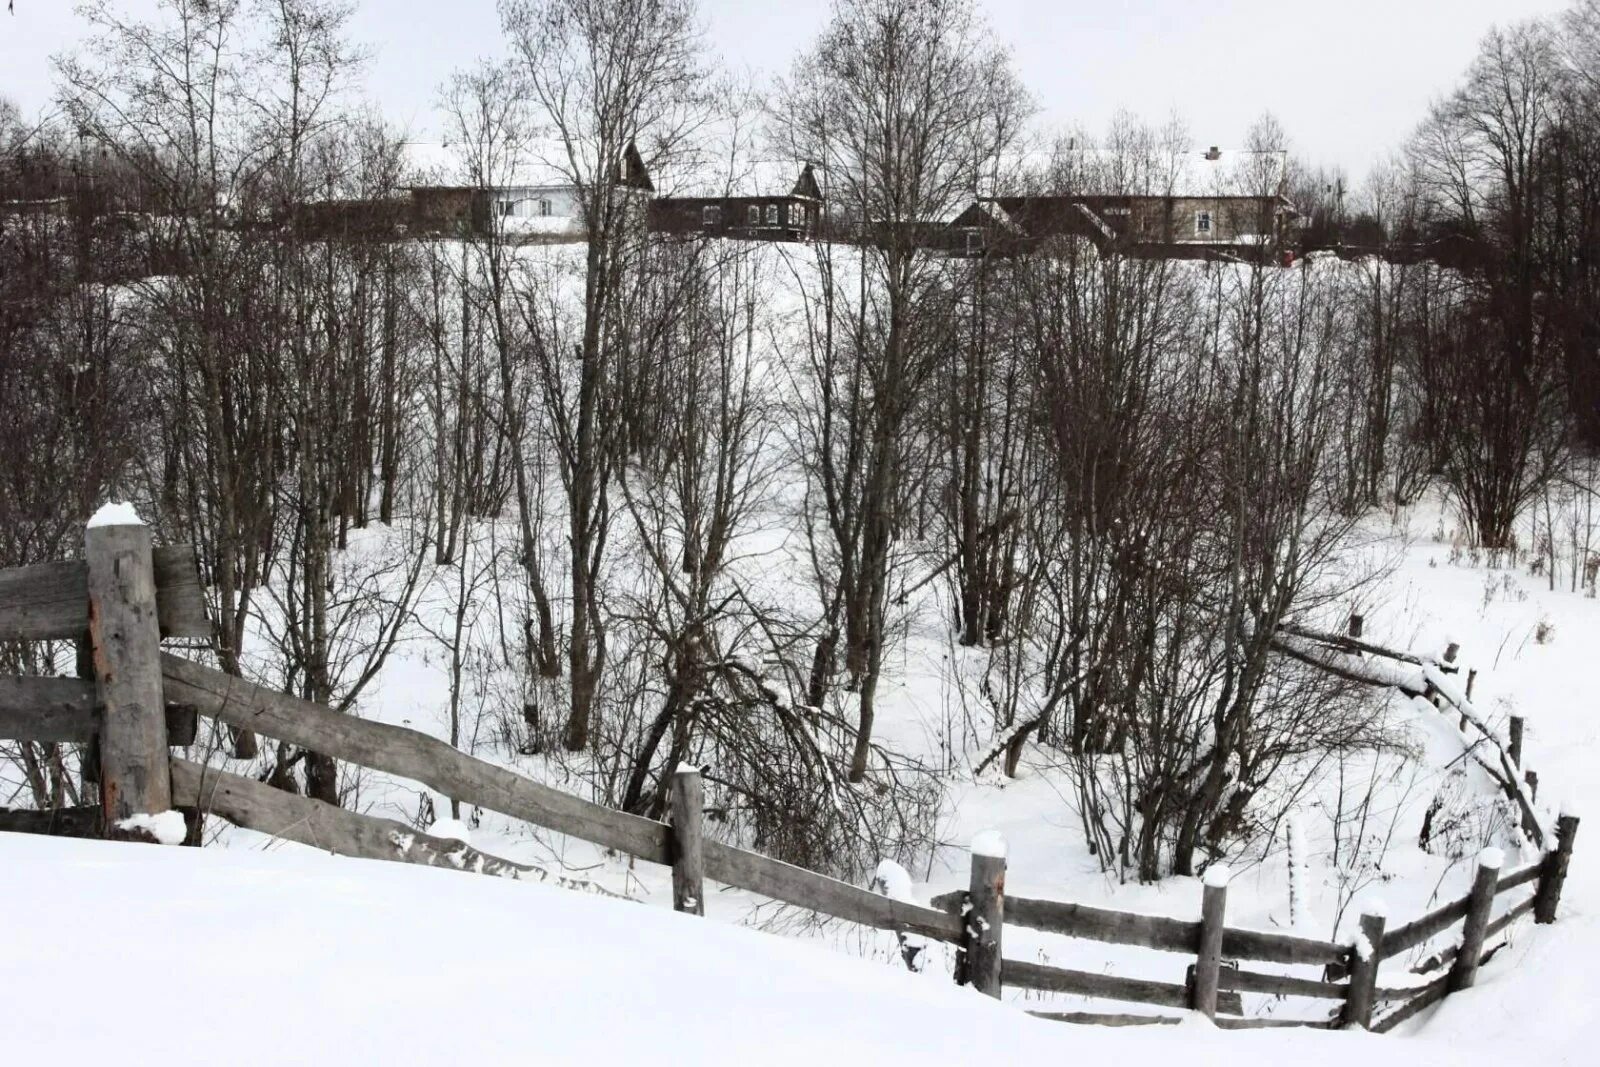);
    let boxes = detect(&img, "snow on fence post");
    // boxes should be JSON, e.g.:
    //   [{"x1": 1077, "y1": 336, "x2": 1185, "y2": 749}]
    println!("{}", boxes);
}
[
  {"x1": 1450, "y1": 848, "x2": 1503, "y2": 991},
  {"x1": 961, "y1": 831, "x2": 1006, "y2": 999},
  {"x1": 1342, "y1": 907, "x2": 1387, "y2": 1029},
  {"x1": 1191, "y1": 865, "x2": 1230, "y2": 1017},
  {"x1": 1534, "y1": 812, "x2": 1580, "y2": 924},
  {"x1": 668, "y1": 766, "x2": 705, "y2": 916},
  {"x1": 85, "y1": 504, "x2": 172, "y2": 832}
]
